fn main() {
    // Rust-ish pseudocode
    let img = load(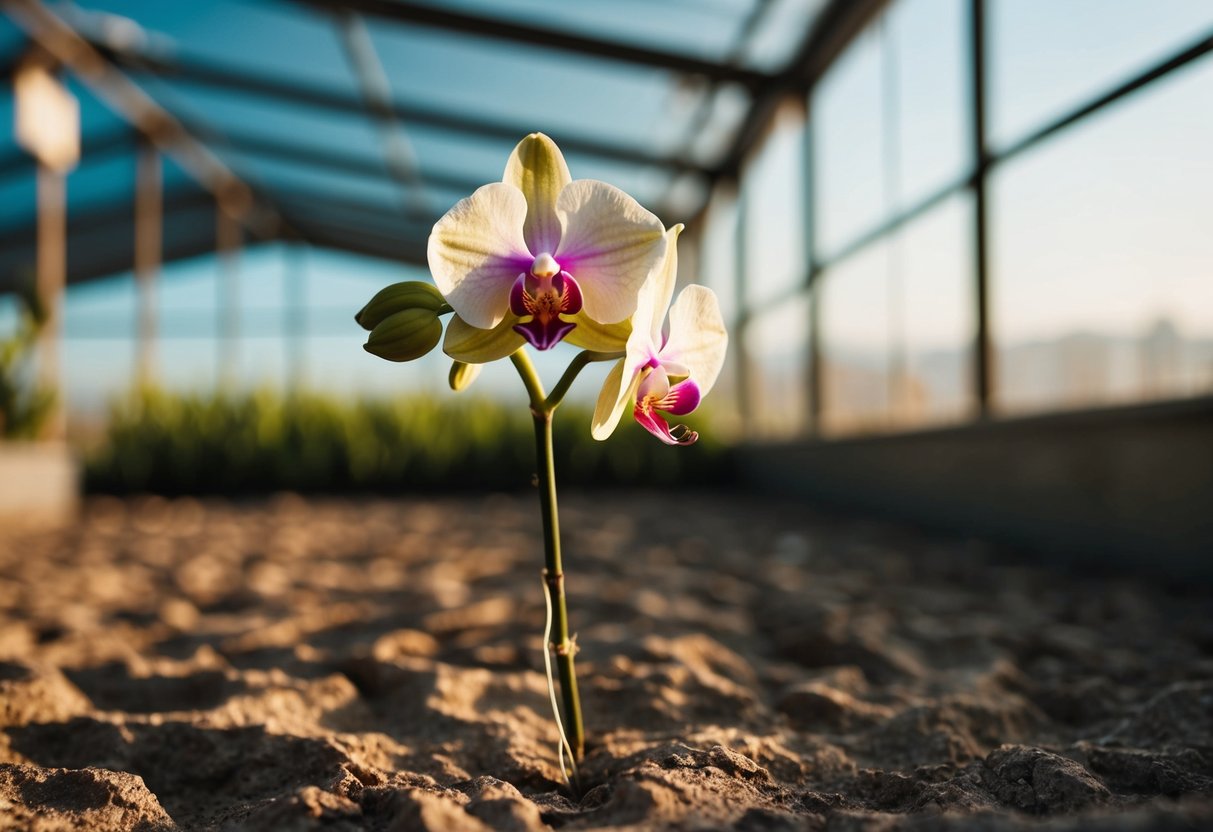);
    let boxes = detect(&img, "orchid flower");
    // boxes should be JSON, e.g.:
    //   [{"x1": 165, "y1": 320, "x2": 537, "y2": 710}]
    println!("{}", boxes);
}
[
  {"x1": 592, "y1": 225, "x2": 728, "y2": 446},
  {"x1": 429, "y1": 133, "x2": 668, "y2": 362}
]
